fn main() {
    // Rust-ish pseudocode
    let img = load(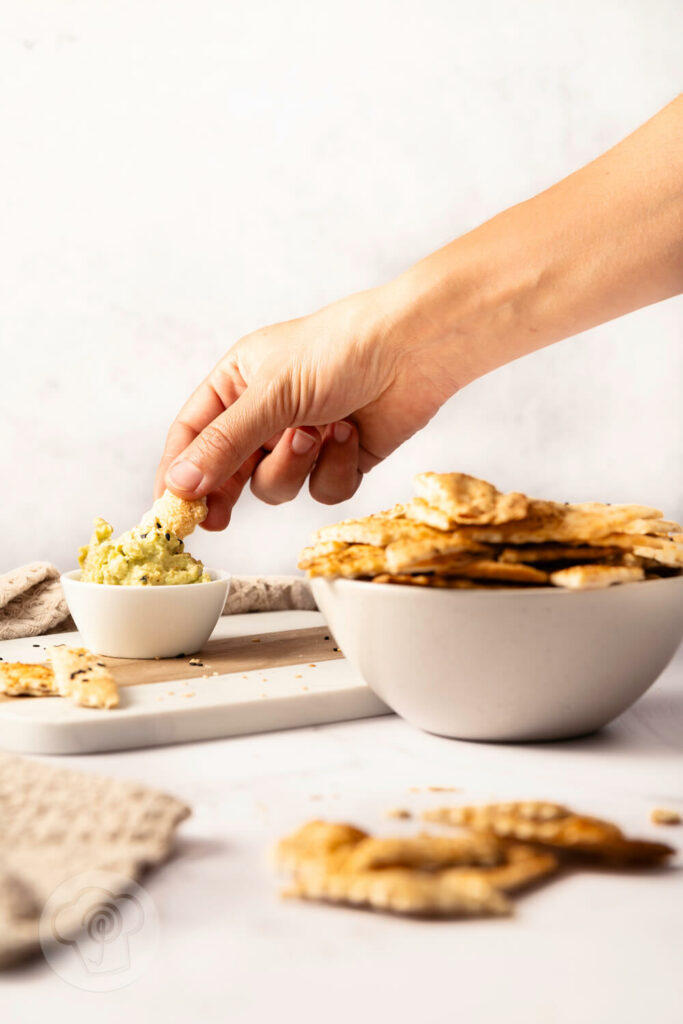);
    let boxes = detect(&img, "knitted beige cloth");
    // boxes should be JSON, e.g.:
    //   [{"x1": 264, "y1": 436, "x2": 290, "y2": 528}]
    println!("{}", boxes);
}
[
  {"x1": 0, "y1": 753, "x2": 190, "y2": 968},
  {"x1": 0, "y1": 563, "x2": 316, "y2": 641},
  {"x1": 0, "y1": 563, "x2": 73, "y2": 641}
]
